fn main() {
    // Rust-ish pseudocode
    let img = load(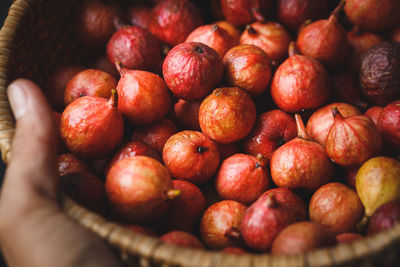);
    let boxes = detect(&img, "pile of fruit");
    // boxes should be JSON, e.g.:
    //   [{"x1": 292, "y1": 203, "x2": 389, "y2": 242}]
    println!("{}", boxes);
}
[{"x1": 49, "y1": 0, "x2": 400, "y2": 254}]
